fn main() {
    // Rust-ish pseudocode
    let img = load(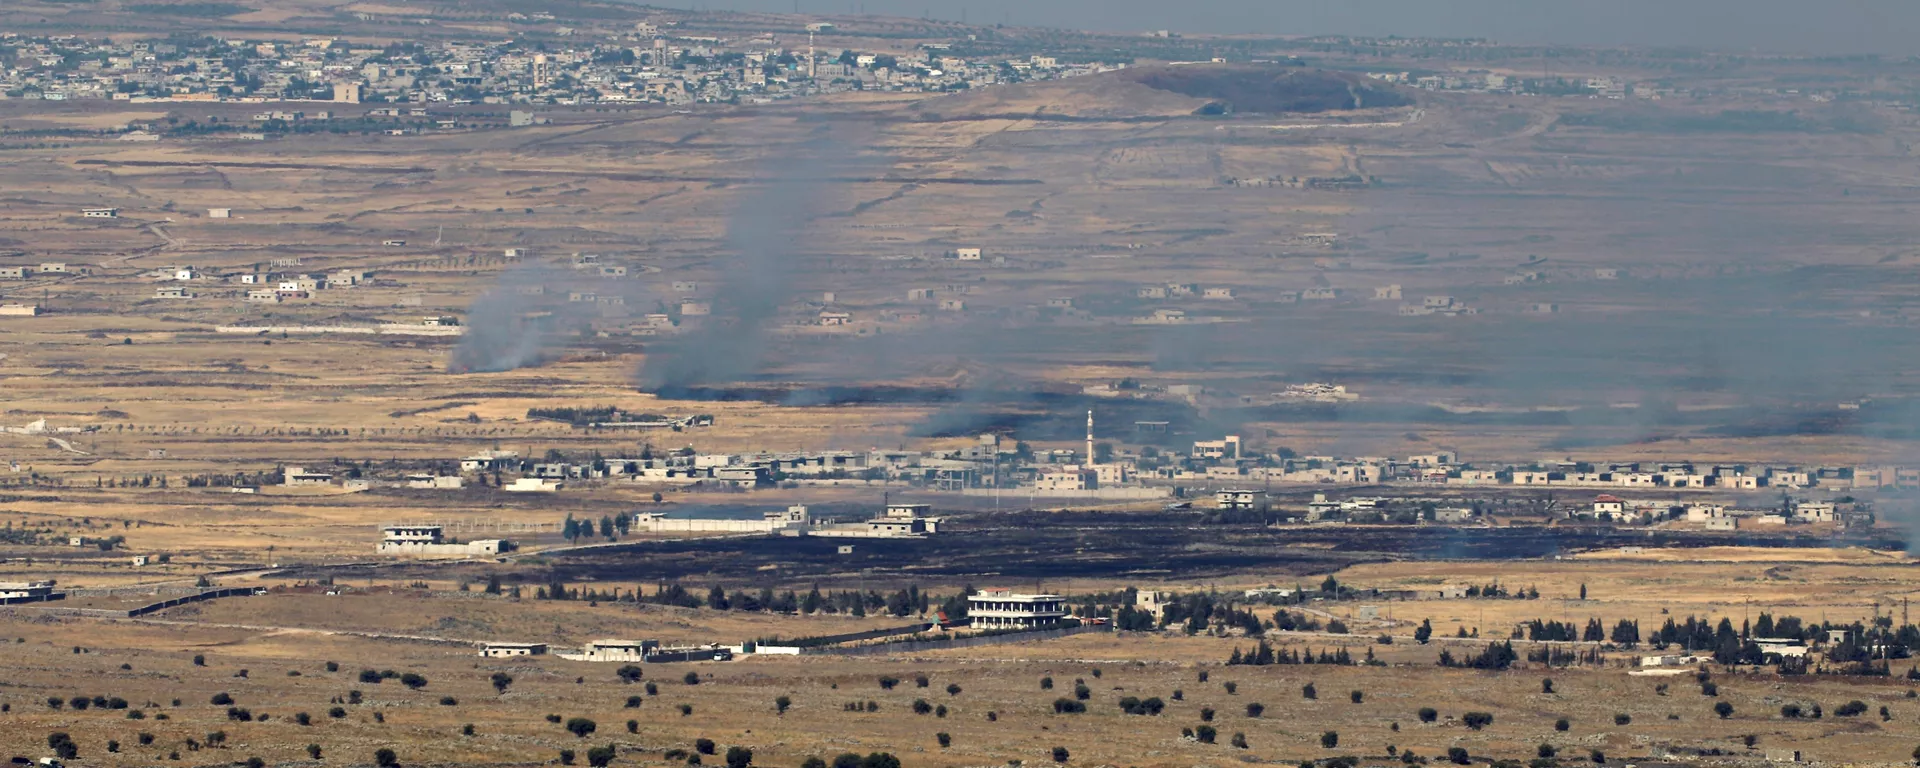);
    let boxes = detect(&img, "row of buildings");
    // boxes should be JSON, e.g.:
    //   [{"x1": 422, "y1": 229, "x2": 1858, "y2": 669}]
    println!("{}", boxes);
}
[{"x1": 0, "y1": 27, "x2": 1117, "y2": 112}]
